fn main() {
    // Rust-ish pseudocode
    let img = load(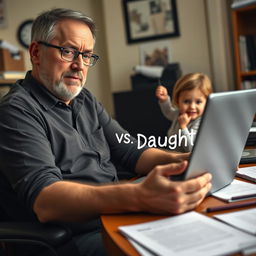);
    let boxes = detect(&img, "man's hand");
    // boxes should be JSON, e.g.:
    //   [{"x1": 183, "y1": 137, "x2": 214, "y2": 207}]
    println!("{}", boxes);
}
[
  {"x1": 155, "y1": 85, "x2": 168, "y2": 102},
  {"x1": 137, "y1": 161, "x2": 212, "y2": 214},
  {"x1": 168, "y1": 151, "x2": 190, "y2": 162}
]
